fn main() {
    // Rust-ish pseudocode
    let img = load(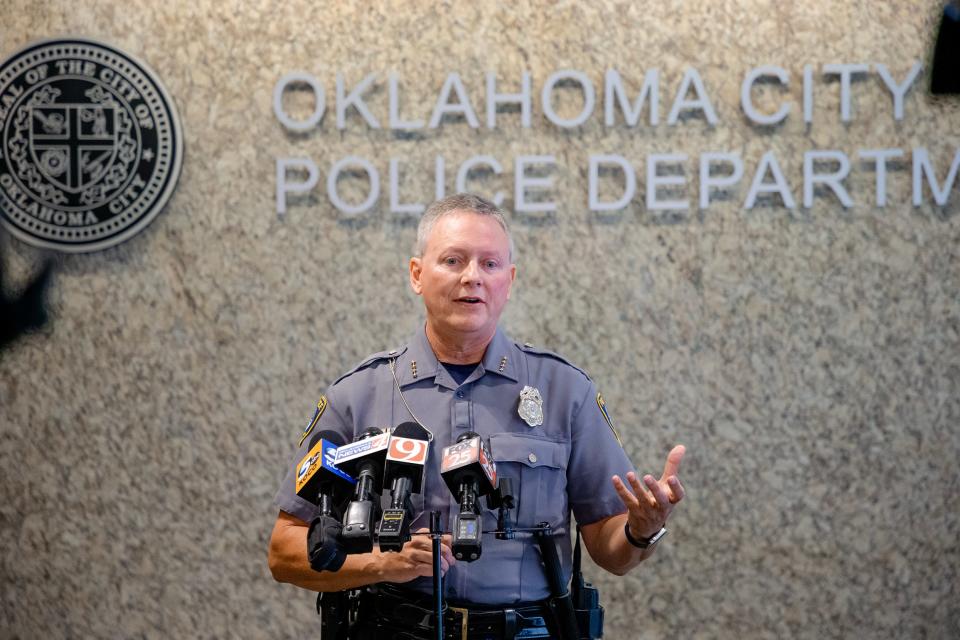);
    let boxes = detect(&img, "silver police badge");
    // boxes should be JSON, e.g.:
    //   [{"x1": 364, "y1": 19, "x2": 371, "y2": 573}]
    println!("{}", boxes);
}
[
  {"x1": 518, "y1": 385, "x2": 544, "y2": 427},
  {"x1": 0, "y1": 38, "x2": 183, "y2": 252}
]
